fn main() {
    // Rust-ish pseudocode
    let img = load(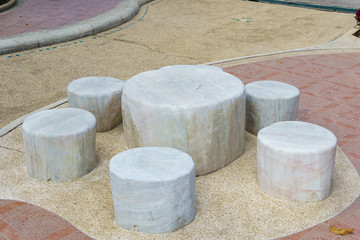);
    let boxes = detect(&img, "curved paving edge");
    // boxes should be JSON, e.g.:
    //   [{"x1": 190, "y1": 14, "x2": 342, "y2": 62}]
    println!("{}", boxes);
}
[
  {"x1": 0, "y1": 0, "x2": 153, "y2": 55},
  {"x1": 0, "y1": 199, "x2": 94, "y2": 239},
  {"x1": 0, "y1": 98, "x2": 67, "y2": 137}
]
